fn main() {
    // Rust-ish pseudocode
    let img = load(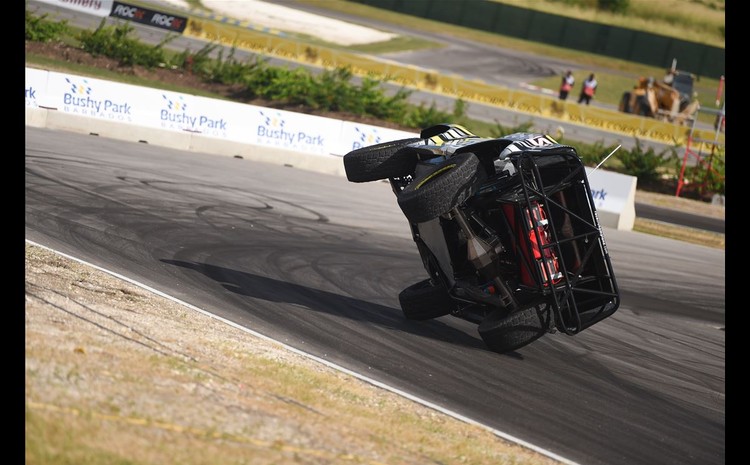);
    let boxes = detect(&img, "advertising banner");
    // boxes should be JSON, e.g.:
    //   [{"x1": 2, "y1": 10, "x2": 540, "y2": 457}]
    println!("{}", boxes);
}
[
  {"x1": 44, "y1": 71, "x2": 140, "y2": 125},
  {"x1": 336, "y1": 121, "x2": 417, "y2": 156},
  {"x1": 33, "y1": 0, "x2": 114, "y2": 17},
  {"x1": 40, "y1": 71, "x2": 250, "y2": 142},
  {"x1": 246, "y1": 108, "x2": 344, "y2": 156},
  {"x1": 110, "y1": 1, "x2": 188, "y2": 33},
  {"x1": 586, "y1": 167, "x2": 637, "y2": 216},
  {"x1": 26, "y1": 68, "x2": 50, "y2": 110},
  {"x1": 158, "y1": 92, "x2": 256, "y2": 143},
  {"x1": 27, "y1": 66, "x2": 636, "y2": 228}
]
